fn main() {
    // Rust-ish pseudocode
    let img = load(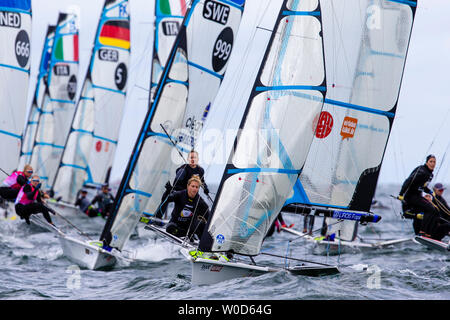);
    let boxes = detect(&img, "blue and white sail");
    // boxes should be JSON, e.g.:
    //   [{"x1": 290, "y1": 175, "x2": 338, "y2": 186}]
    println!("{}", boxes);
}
[
  {"x1": 52, "y1": 0, "x2": 130, "y2": 204},
  {"x1": 150, "y1": 0, "x2": 188, "y2": 101},
  {"x1": 284, "y1": 0, "x2": 418, "y2": 241},
  {"x1": 29, "y1": 13, "x2": 79, "y2": 190},
  {"x1": 198, "y1": 0, "x2": 327, "y2": 256},
  {"x1": 19, "y1": 25, "x2": 55, "y2": 170},
  {"x1": 101, "y1": 0, "x2": 246, "y2": 251},
  {"x1": 0, "y1": 0, "x2": 32, "y2": 173}
]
